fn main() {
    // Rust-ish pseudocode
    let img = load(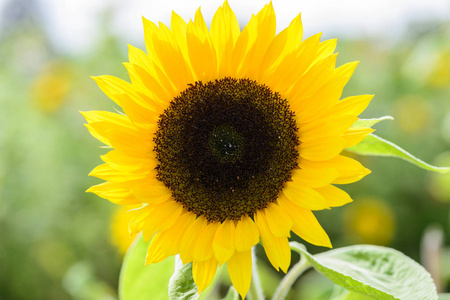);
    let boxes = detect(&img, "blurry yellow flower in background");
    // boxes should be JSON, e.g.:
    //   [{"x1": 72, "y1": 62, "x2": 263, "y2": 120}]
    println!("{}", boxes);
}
[
  {"x1": 428, "y1": 51, "x2": 450, "y2": 89},
  {"x1": 344, "y1": 197, "x2": 395, "y2": 245},
  {"x1": 110, "y1": 206, "x2": 138, "y2": 255},
  {"x1": 84, "y1": 1, "x2": 373, "y2": 297},
  {"x1": 31, "y1": 60, "x2": 72, "y2": 113}
]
